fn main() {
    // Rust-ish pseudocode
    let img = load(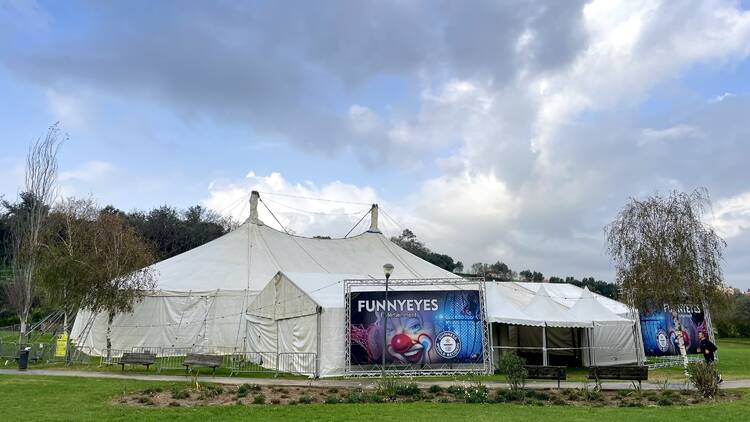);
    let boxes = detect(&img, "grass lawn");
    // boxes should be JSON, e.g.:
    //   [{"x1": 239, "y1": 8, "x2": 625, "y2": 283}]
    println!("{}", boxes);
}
[{"x1": 0, "y1": 374, "x2": 747, "y2": 421}]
